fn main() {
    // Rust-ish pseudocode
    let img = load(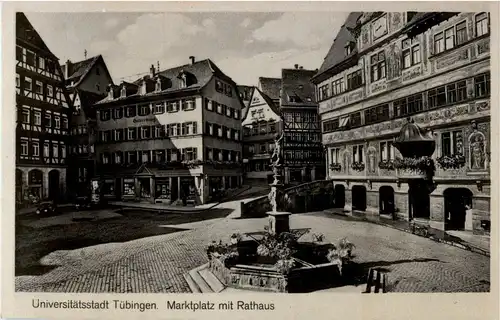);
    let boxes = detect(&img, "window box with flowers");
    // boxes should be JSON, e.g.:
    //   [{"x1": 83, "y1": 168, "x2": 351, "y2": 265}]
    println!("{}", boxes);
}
[
  {"x1": 436, "y1": 154, "x2": 466, "y2": 170},
  {"x1": 329, "y1": 163, "x2": 342, "y2": 172},
  {"x1": 394, "y1": 156, "x2": 435, "y2": 178},
  {"x1": 351, "y1": 162, "x2": 365, "y2": 172},
  {"x1": 378, "y1": 160, "x2": 396, "y2": 171}
]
